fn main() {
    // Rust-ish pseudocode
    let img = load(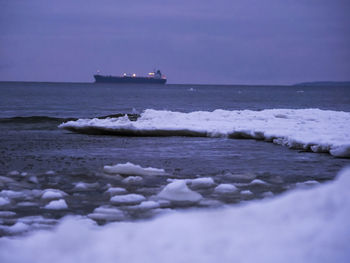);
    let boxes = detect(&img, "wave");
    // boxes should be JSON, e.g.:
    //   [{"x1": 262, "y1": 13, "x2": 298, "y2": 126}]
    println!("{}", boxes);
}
[
  {"x1": 59, "y1": 109, "x2": 350, "y2": 158},
  {"x1": 0, "y1": 114, "x2": 139, "y2": 125}
]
